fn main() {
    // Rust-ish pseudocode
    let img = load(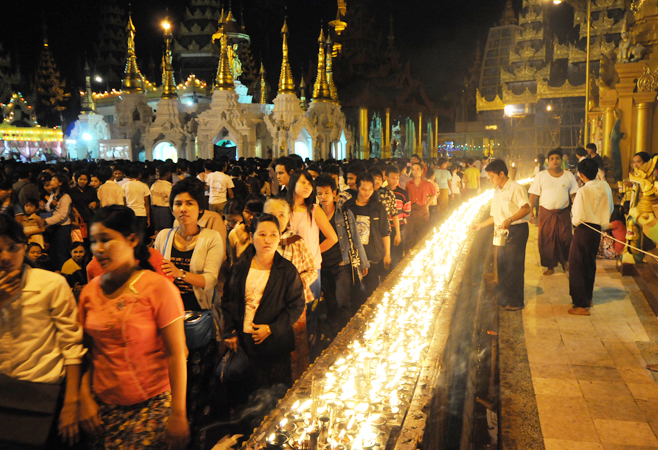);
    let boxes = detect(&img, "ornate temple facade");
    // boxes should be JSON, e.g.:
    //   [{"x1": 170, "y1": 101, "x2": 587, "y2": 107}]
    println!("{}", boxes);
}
[
  {"x1": 70, "y1": 3, "x2": 351, "y2": 162},
  {"x1": 331, "y1": 0, "x2": 449, "y2": 159},
  {"x1": 476, "y1": 0, "x2": 625, "y2": 163}
]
